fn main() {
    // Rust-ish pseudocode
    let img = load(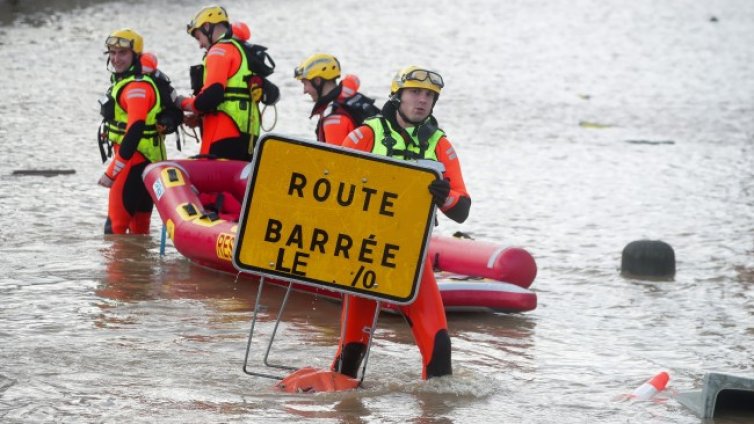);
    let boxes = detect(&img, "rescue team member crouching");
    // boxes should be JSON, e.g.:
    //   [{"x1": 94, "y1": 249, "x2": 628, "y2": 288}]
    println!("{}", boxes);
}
[
  {"x1": 97, "y1": 28, "x2": 170, "y2": 234},
  {"x1": 179, "y1": 5, "x2": 279, "y2": 161},
  {"x1": 335, "y1": 66, "x2": 472, "y2": 379},
  {"x1": 294, "y1": 53, "x2": 379, "y2": 145}
]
